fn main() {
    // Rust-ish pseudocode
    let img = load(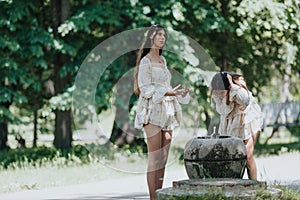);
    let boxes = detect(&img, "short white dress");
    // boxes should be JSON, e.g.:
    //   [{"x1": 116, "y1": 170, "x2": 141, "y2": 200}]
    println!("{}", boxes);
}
[
  {"x1": 134, "y1": 56, "x2": 190, "y2": 131},
  {"x1": 212, "y1": 84, "x2": 263, "y2": 140}
]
